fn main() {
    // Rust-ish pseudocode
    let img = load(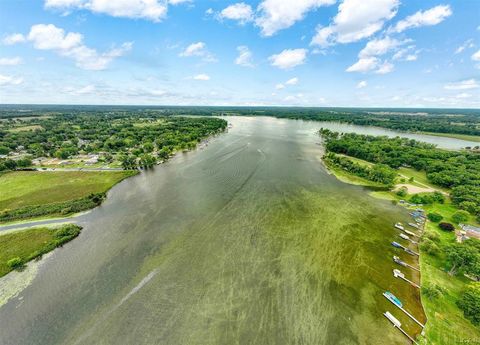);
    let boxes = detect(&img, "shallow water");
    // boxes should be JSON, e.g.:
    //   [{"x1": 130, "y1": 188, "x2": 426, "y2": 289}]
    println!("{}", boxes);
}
[{"x1": 0, "y1": 116, "x2": 437, "y2": 344}]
